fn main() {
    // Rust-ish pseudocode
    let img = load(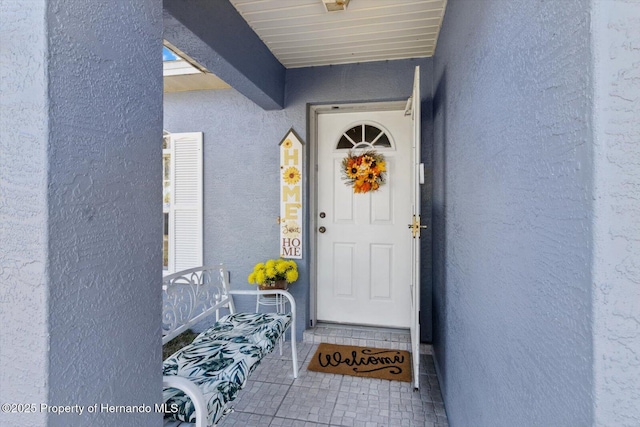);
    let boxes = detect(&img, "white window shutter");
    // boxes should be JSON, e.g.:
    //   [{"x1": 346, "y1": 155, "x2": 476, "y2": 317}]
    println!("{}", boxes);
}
[{"x1": 170, "y1": 132, "x2": 203, "y2": 272}]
